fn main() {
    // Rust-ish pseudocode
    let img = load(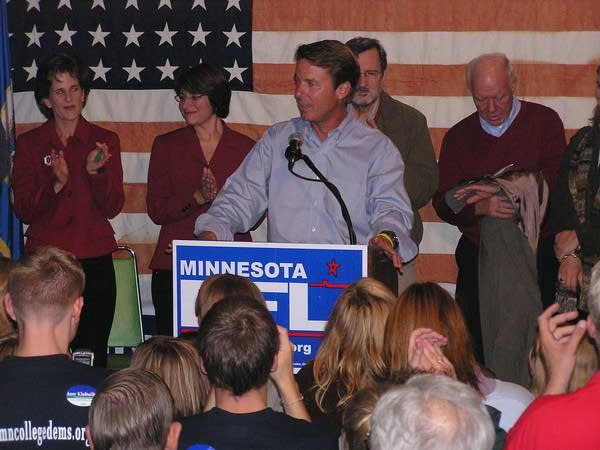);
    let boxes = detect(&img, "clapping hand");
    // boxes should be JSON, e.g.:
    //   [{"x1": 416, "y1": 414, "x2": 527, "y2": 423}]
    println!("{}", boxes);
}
[
  {"x1": 86, "y1": 142, "x2": 112, "y2": 174},
  {"x1": 408, "y1": 328, "x2": 456, "y2": 379},
  {"x1": 51, "y1": 149, "x2": 69, "y2": 192},
  {"x1": 200, "y1": 167, "x2": 218, "y2": 202}
]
